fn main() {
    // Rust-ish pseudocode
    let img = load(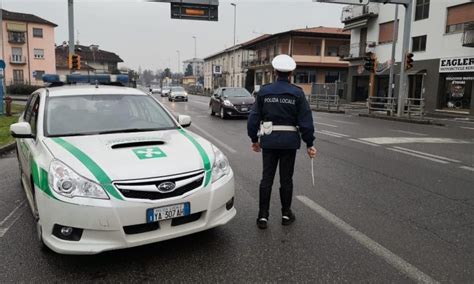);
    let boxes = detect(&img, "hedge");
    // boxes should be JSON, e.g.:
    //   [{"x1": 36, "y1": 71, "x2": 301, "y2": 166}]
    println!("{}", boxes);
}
[{"x1": 6, "y1": 84, "x2": 41, "y2": 95}]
